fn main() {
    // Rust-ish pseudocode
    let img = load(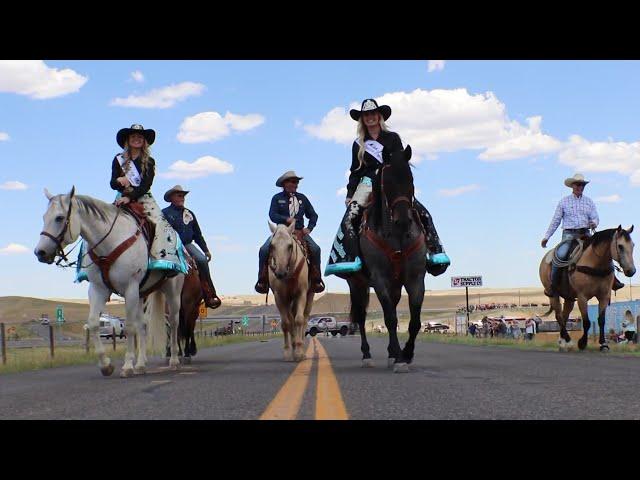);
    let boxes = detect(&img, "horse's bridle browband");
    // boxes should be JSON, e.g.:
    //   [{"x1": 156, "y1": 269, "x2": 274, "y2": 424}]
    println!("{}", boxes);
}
[{"x1": 40, "y1": 195, "x2": 75, "y2": 263}]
